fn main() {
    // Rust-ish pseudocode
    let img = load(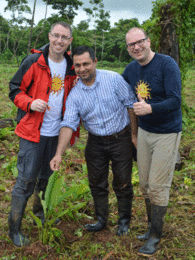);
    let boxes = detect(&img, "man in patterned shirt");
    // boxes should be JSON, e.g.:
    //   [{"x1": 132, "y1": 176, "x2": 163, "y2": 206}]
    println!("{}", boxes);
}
[
  {"x1": 50, "y1": 46, "x2": 138, "y2": 237},
  {"x1": 8, "y1": 21, "x2": 79, "y2": 247}
]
